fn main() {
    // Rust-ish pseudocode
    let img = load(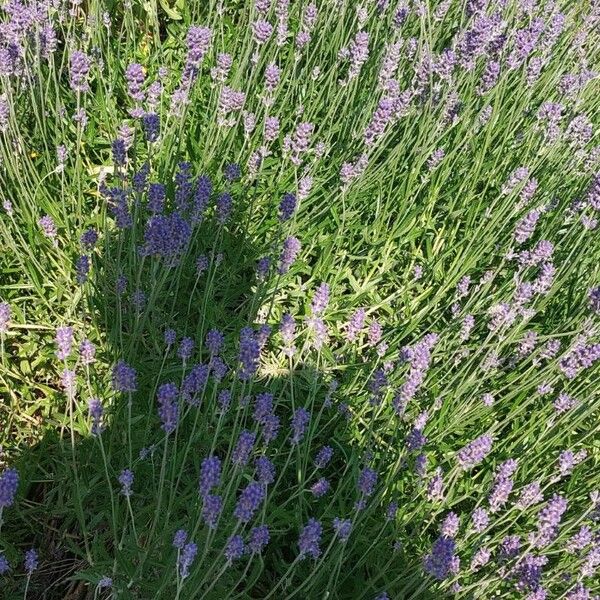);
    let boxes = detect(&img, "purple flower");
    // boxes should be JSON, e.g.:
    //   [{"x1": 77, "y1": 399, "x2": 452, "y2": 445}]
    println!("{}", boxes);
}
[
  {"x1": 0, "y1": 553, "x2": 9, "y2": 575},
  {"x1": 39, "y1": 215, "x2": 58, "y2": 243},
  {"x1": 147, "y1": 183, "x2": 166, "y2": 214},
  {"x1": 142, "y1": 213, "x2": 192, "y2": 262},
  {"x1": 157, "y1": 383, "x2": 179, "y2": 434},
  {"x1": 279, "y1": 192, "x2": 297, "y2": 221},
  {"x1": 393, "y1": 333, "x2": 438, "y2": 413},
  {"x1": 358, "y1": 467, "x2": 377, "y2": 497},
  {"x1": 290, "y1": 408, "x2": 310, "y2": 444},
  {"x1": 386, "y1": 502, "x2": 398, "y2": 521},
  {"x1": 517, "y1": 482, "x2": 544, "y2": 509},
  {"x1": 565, "y1": 526, "x2": 593, "y2": 554},
  {"x1": 556, "y1": 449, "x2": 587, "y2": 479},
  {"x1": 289, "y1": 122, "x2": 314, "y2": 165},
  {"x1": 0, "y1": 468, "x2": 19, "y2": 508},
  {"x1": 199, "y1": 456, "x2": 221, "y2": 497},
  {"x1": 588, "y1": 287, "x2": 600, "y2": 314},
  {"x1": 75, "y1": 255, "x2": 89, "y2": 284},
  {"x1": 252, "y1": 19, "x2": 273, "y2": 43},
  {"x1": 424, "y1": 536, "x2": 459, "y2": 580},
  {"x1": 314, "y1": 446, "x2": 333, "y2": 468},
  {"x1": 164, "y1": 328, "x2": 176, "y2": 347},
  {"x1": 112, "y1": 139, "x2": 127, "y2": 166},
  {"x1": 0, "y1": 302, "x2": 11, "y2": 333},
  {"x1": 427, "y1": 468, "x2": 445, "y2": 502},
  {"x1": 80, "y1": 228, "x2": 98, "y2": 250},
  {"x1": 183, "y1": 26, "x2": 212, "y2": 81},
  {"x1": 234, "y1": 481, "x2": 265, "y2": 522},
  {"x1": 232, "y1": 430, "x2": 256, "y2": 467},
  {"x1": 470, "y1": 547, "x2": 491, "y2": 570},
  {"x1": 499, "y1": 535, "x2": 521, "y2": 559},
  {"x1": 238, "y1": 327, "x2": 260, "y2": 381},
  {"x1": 478, "y1": 60, "x2": 500, "y2": 94},
  {"x1": 489, "y1": 464, "x2": 516, "y2": 512},
  {"x1": 264, "y1": 116, "x2": 280, "y2": 142},
  {"x1": 311, "y1": 283, "x2": 330, "y2": 315},
  {"x1": 346, "y1": 308, "x2": 366, "y2": 341},
  {"x1": 347, "y1": 31, "x2": 369, "y2": 81},
  {"x1": 205, "y1": 329, "x2": 224, "y2": 355},
  {"x1": 333, "y1": 518, "x2": 352, "y2": 542},
  {"x1": 279, "y1": 313, "x2": 296, "y2": 355},
  {"x1": 201, "y1": 494, "x2": 222, "y2": 528},
  {"x1": 248, "y1": 525, "x2": 270, "y2": 553},
  {"x1": 24, "y1": 549, "x2": 38, "y2": 574},
  {"x1": 264, "y1": 62, "x2": 281, "y2": 93},
  {"x1": 142, "y1": 113, "x2": 160, "y2": 142},
  {"x1": 456, "y1": 435, "x2": 493, "y2": 470},
  {"x1": 471, "y1": 507, "x2": 489, "y2": 532},
  {"x1": 118, "y1": 468, "x2": 134, "y2": 496},
  {"x1": 125, "y1": 63, "x2": 145, "y2": 104},
  {"x1": 211, "y1": 53, "x2": 232, "y2": 82},
  {"x1": 178, "y1": 542, "x2": 198, "y2": 579},
  {"x1": 88, "y1": 398, "x2": 104, "y2": 435},
  {"x1": 112, "y1": 360, "x2": 137, "y2": 393},
  {"x1": 565, "y1": 584, "x2": 593, "y2": 600},
  {"x1": 173, "y1": 529, "x2": 188, "y2": 549},
  {"x1": 427, "y1": 148, "x2": 445, "y2": 170},
  {"x1": 181, "y1": 363, "x2": 209, "y2": 405},
  {"x1": 69, "y1": 50, "x2": 91, "y2": 92},
  {"x1": 441, "y1": 512, "x2": 459, "y2": 538},
  {"x1": 298, "y1": 518, "x2": 322, "y2": 559},
  {"x1": 261, "y1": 413, "x2": 281, "y2": 443},
  {"x1": 278, "y1": 236, "x2": 301, "y2": 274},
  {"x1": 255, "y1": 456, "x2": 276, "y2": 485},
  {"x1": 531, "y1": 494, "x2": 568, "y2": 548},
  {"x1": 511, "y1": 553, "x2": 548, "y2": 593},
  {"x1": 225, "y1": 535, "x2": 245, "y2": 562},
  {"x1": 178, "y1": 337, "x2": 195, "y2": 361},
  {"x1": 55, "y1": 326, "x2": 74, "y2": 360},
  {"x1": 310, "y1": 477, "x2": 330, "y2": 498}
]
